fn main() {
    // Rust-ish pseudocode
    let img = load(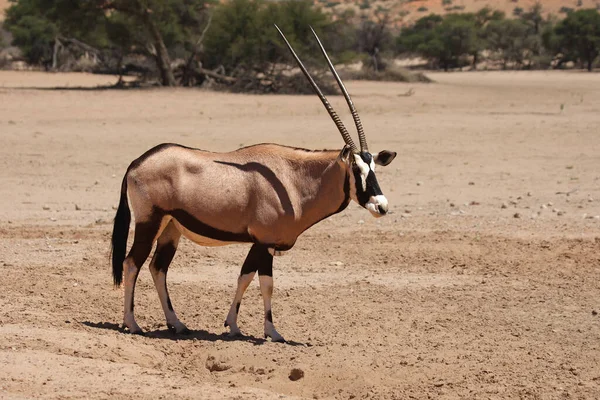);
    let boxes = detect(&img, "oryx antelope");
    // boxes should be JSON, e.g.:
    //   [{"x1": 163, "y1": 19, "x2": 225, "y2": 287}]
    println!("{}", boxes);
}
[{"x1": 110, "y1": 25, "x2": 397, "y2": 342}]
